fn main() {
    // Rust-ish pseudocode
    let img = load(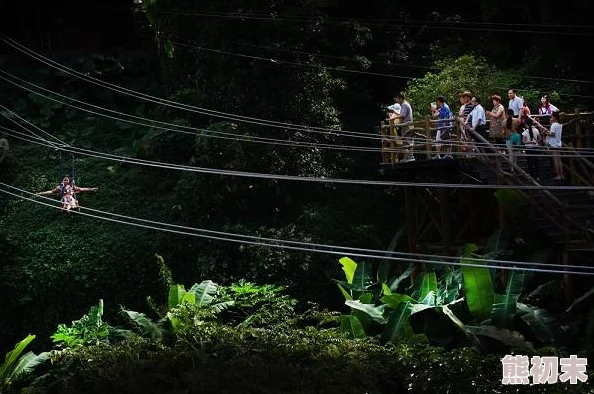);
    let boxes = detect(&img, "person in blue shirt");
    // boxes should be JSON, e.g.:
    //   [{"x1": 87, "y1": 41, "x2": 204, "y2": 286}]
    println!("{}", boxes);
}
[{"x1": 432, "y1": 96, "x2": 453, "y2": 159}]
